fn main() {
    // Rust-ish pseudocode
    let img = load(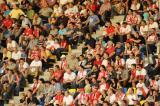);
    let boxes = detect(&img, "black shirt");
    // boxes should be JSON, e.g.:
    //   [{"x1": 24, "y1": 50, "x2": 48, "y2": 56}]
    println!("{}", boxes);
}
[
  {"x1": 132, "y1": 35, "x2": 145, "y2": 45},
  {"x1": 85, "y1": 38, "x2": 96, "y2": 48},
  {"x1": 55, "y1": 16, "x2": 69, "y2": 27}
]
